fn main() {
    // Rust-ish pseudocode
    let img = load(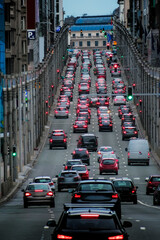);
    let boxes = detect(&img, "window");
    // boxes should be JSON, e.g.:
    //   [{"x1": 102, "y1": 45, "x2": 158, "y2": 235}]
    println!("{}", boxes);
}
[
  {"x1": 22, "y1": 40, "x2": 26, "y2": 54},
  {"x1": 21, "y1": 0, "x2": 25, "y2": 6},
  {"x1": 88, "y1": 33, "x2": 91, "y2": 37},
  {"x1": 95, "y1": 41, "x2": 98, "y2": 47},
  {"x1": 96, "y1": 33, "x2": 99, "y2": 37},
  {"x1": 72, "y1": 42, "x2": 75, "y2": 47},
  {"x1": 80, "y1": 33, "x2": 83, "y2": 37},
  {"x1": 87, "y1": 41, "x2": 90, "y2": 47},
  {"x1": 21, "y1": 16, "x2": 26, "y2": 30},
  {"x1": 5, "y1": 31, "x2": 10, "y2": 49},
  {"x1": 72, "y1": 34, "x2": 76, "y2": 38},
  {"x1": 103, "y1": 41, "x2": 106, "y2": 46},
  {"x1": 79, "y1": 41, "x2": 83, "y2": 47},
  {"x1": 22, "y1": 64, "x2": 27, "y2": 72}
]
